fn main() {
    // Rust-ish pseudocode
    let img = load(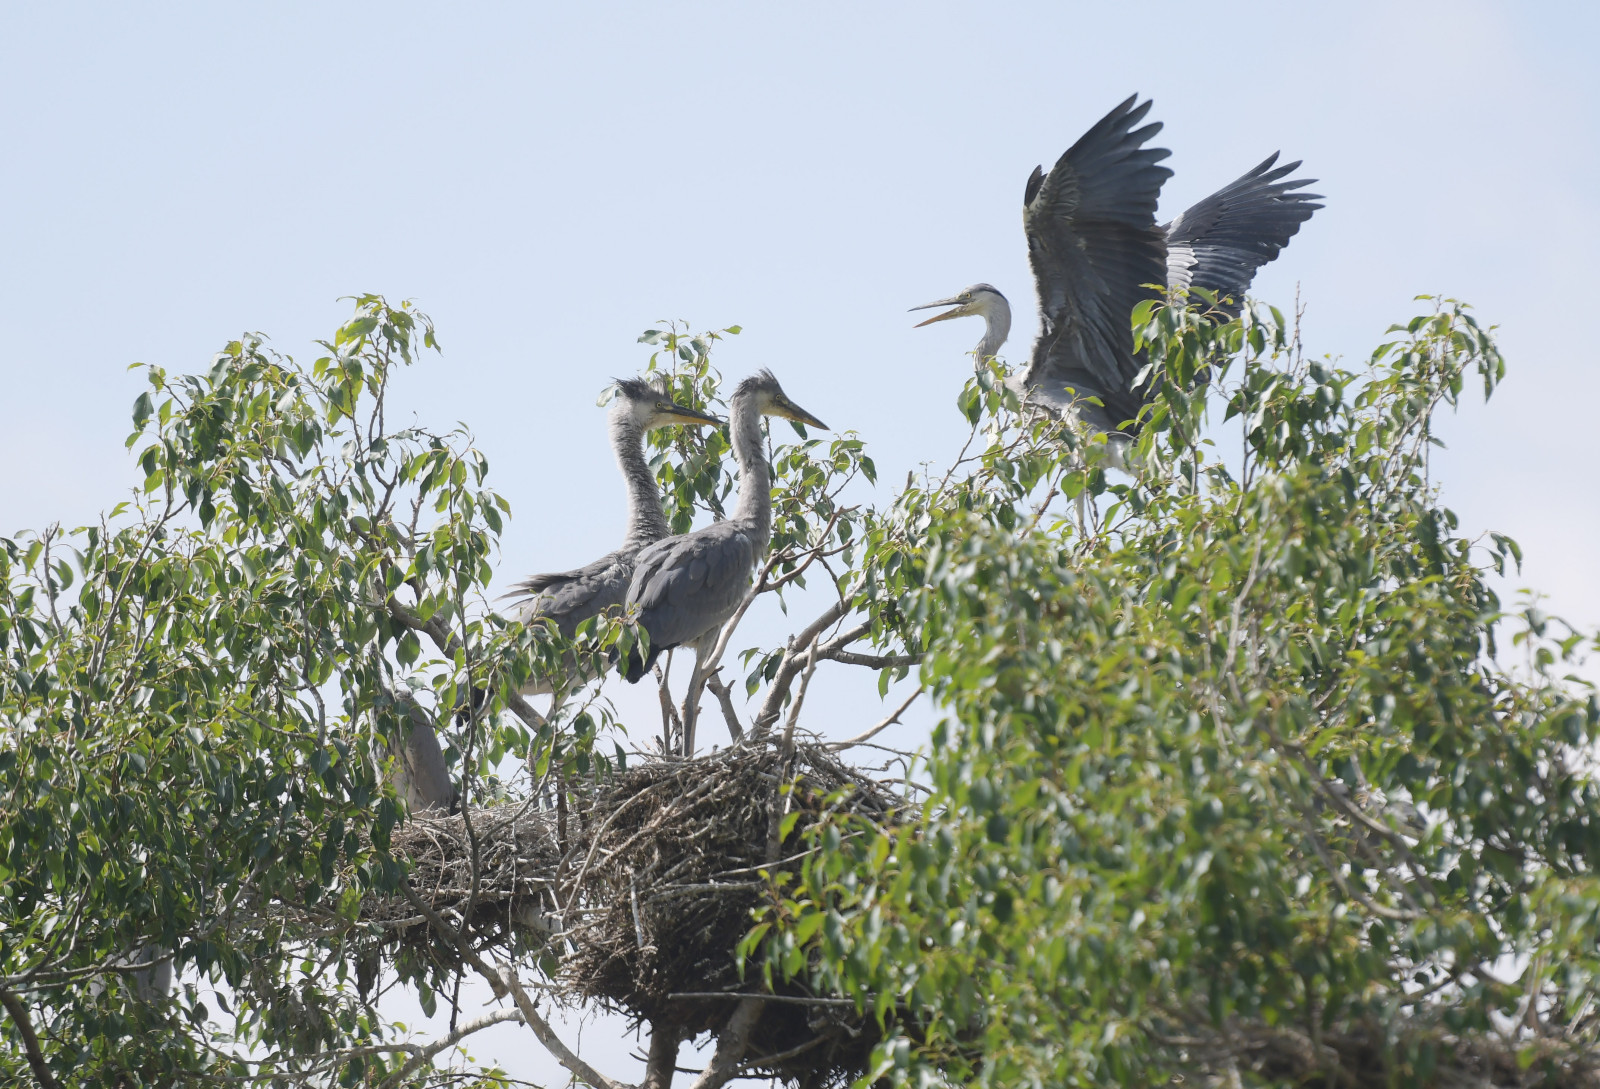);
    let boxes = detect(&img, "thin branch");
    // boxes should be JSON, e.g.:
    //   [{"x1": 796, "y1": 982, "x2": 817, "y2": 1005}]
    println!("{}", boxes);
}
[
  {"x1": 819, "y1": 648, "x2": 921, "y2": 670},
  {"x1": 378, "y1": 1008, "x2": 527, "y2": 1089},
  {"x1": 687, "y1": 997, "x2": 765, "y2": 1089},
  {"x1": 398, "y1": 882, "x2": 629, "y2": 1089},
  {"x1": 0, "y1": 985, "x2": 62, "y2": 1089},
  {"x1": 704, "y1": 669, "x2": 745, "y2": 742},
  {"x1": 751, "y1": 599, "x2": 850, "y2": 736},
  {"x1": 826, "y1": 688, "x2": 924, "y2": 751}
]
